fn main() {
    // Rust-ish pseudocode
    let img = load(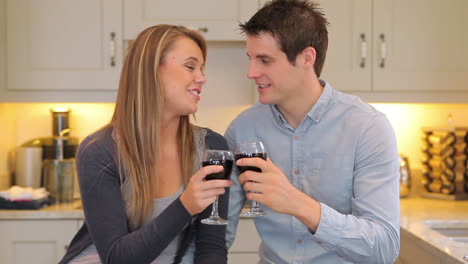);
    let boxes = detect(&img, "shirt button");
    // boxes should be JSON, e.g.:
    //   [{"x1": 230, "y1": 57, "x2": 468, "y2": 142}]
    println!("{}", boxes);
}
[
  {"x1": 314, "y1": 115, "x2": 319, "y2": 120},
  {"x1": 294, "y1": 136, "x2": 300, "y2": 140},
  {"x1": 294, "y1": 169, "x2": 300, "y2": 175},
  {"x1": 297, "y1": 239, "x2": 302, "y2": 244}
]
